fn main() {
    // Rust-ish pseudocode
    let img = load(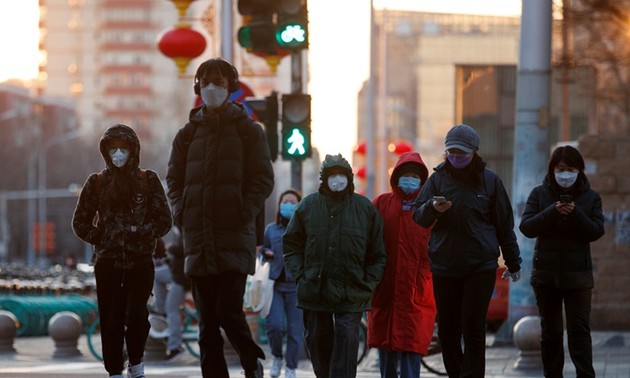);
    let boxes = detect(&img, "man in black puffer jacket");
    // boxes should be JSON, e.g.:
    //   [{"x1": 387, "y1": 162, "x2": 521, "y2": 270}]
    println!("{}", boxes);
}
[{"x1": 166, "y1": 58, "x2": 274, "y2": 378}]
